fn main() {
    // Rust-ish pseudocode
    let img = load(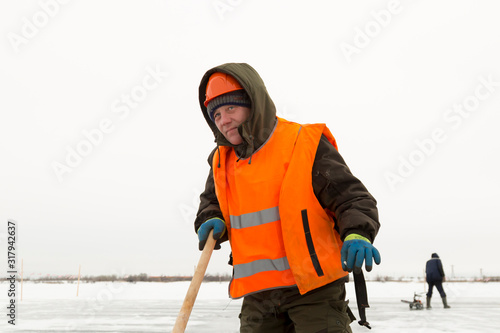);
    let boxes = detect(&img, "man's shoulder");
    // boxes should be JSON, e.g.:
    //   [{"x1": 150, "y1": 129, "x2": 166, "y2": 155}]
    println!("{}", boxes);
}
[{"x1": 207, "y1": 147, "x2": 218, "y2": 165}]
